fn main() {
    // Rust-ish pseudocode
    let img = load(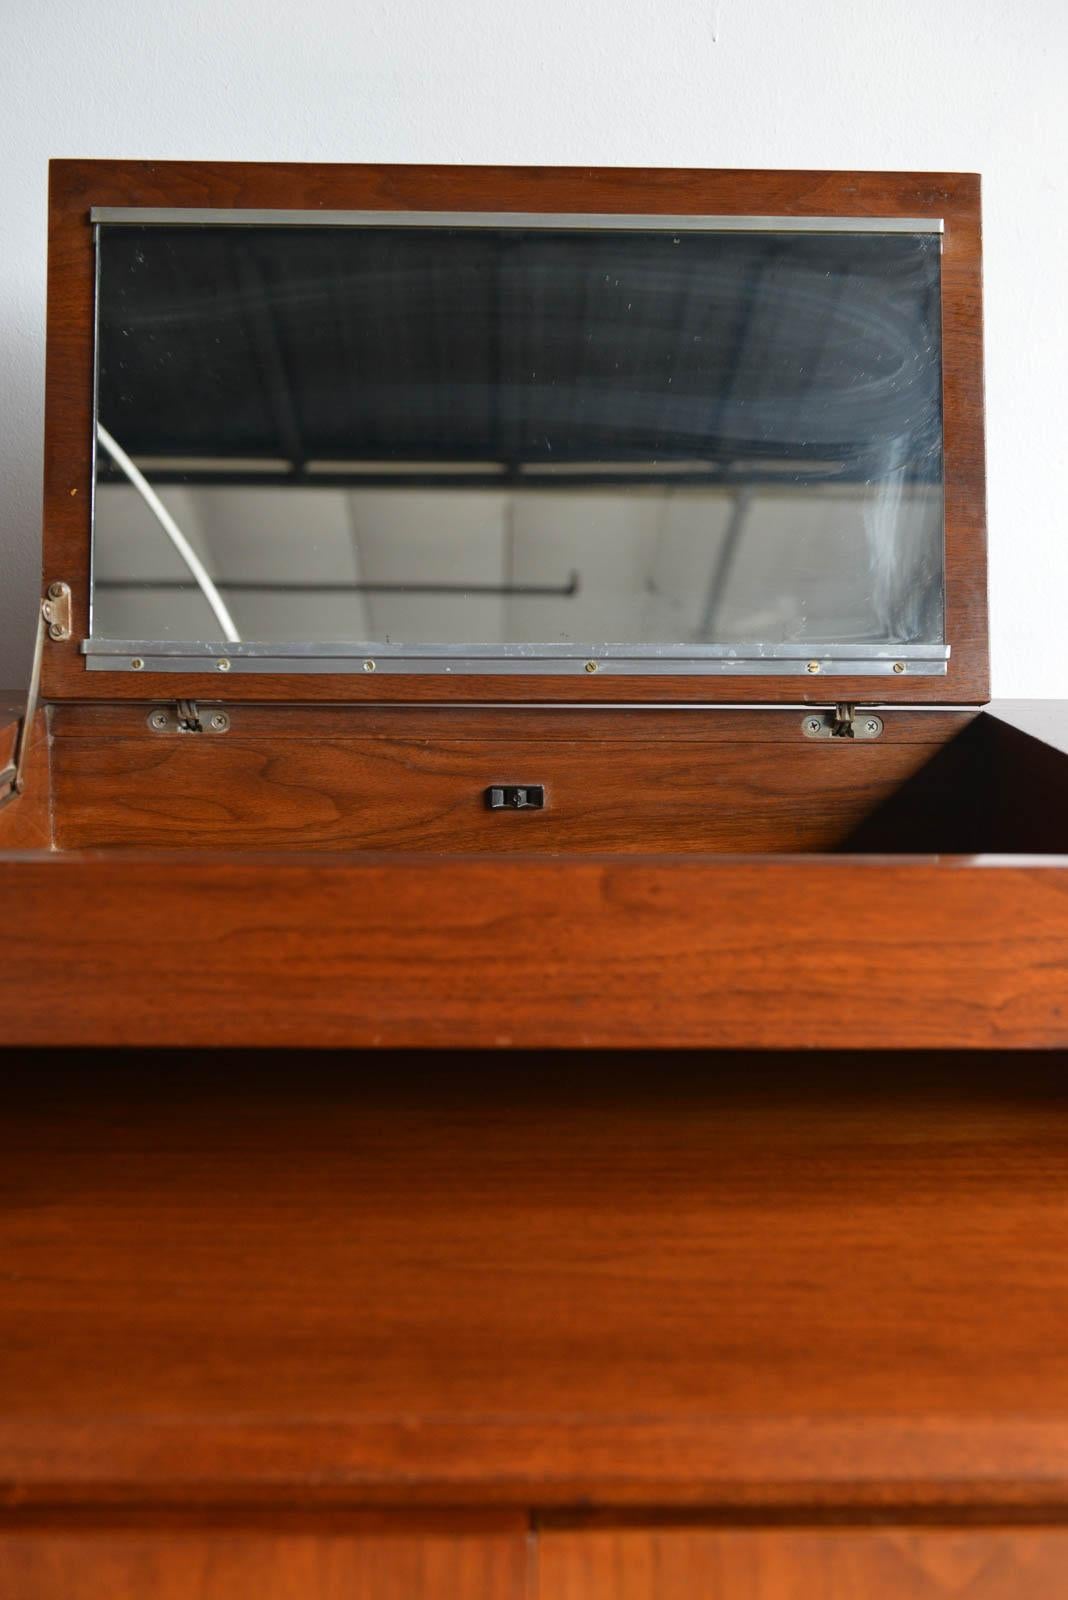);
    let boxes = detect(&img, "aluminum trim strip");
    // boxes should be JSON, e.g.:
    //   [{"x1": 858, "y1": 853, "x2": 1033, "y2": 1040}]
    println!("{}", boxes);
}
[
  {"x1": 83, "y1": 640, "x2": 949, "y2": 677},
  {"x1": 83, "y1": 638, "x2": 950, "y2": 661},
  {"x1": 90, "y1": 208, "x2": 945, "y2": 234},
  {"x1": 83, "y1": 659, "x2": 948, "y2": 677}
]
